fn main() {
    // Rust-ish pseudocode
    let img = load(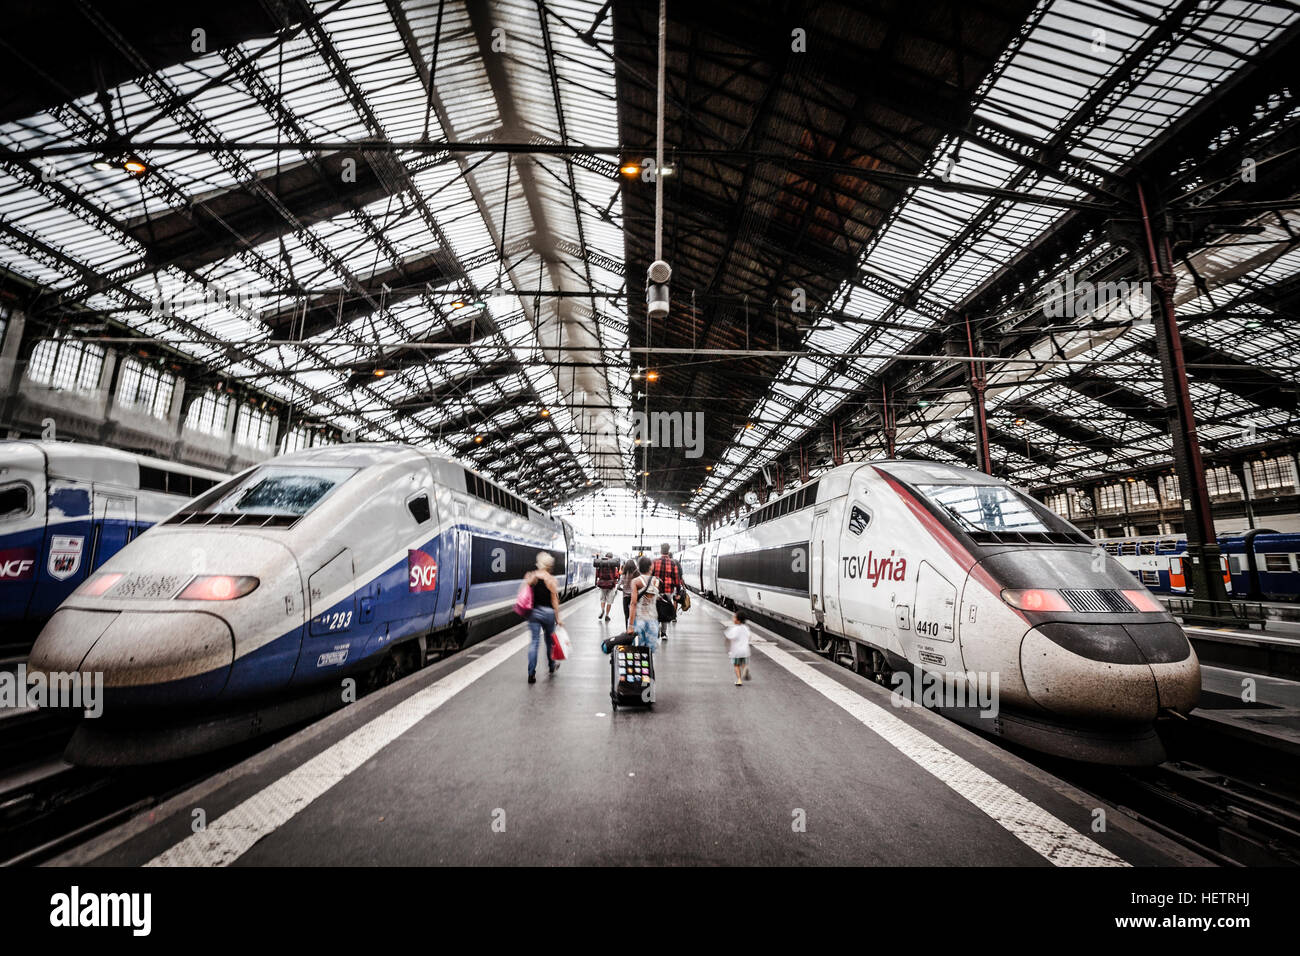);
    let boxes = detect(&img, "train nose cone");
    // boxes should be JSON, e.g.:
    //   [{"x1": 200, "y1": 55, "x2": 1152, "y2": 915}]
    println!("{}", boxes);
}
[
  {"x1": 30, "y1": 606, "x2": 234, "y2": 710},
  {"x1": 1019, "y1": 621, "x2": 1199, "y2": 722}
]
